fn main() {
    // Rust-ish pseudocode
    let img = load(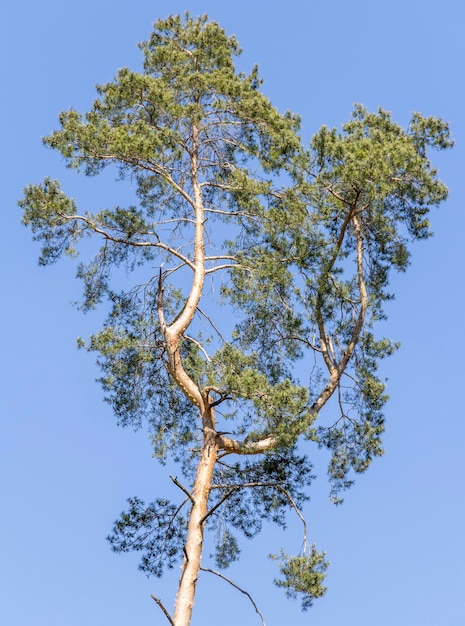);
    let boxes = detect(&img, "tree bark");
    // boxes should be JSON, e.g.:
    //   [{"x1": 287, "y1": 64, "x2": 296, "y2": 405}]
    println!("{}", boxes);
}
[{"x1": 173, "y1": 412, "x2": 218, "y2": 626}]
